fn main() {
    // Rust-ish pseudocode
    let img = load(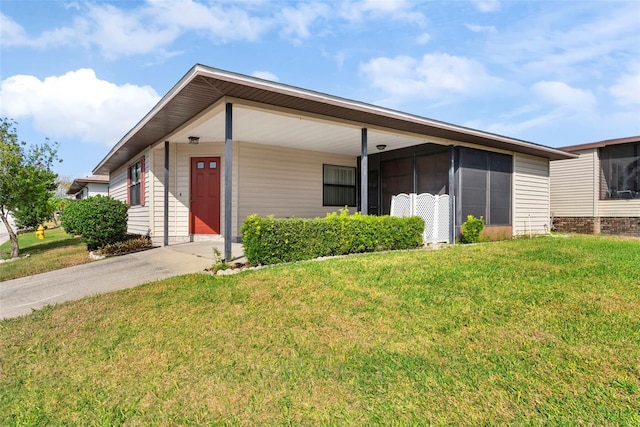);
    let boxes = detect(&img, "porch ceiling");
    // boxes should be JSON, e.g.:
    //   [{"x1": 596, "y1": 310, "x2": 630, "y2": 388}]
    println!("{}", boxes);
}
[
  {"x1": 169, "y1": 104, "x2": 426, "y2": 156},
  {"x1": 93, "y1": 64, "x2": 575, "y2": 175}
]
